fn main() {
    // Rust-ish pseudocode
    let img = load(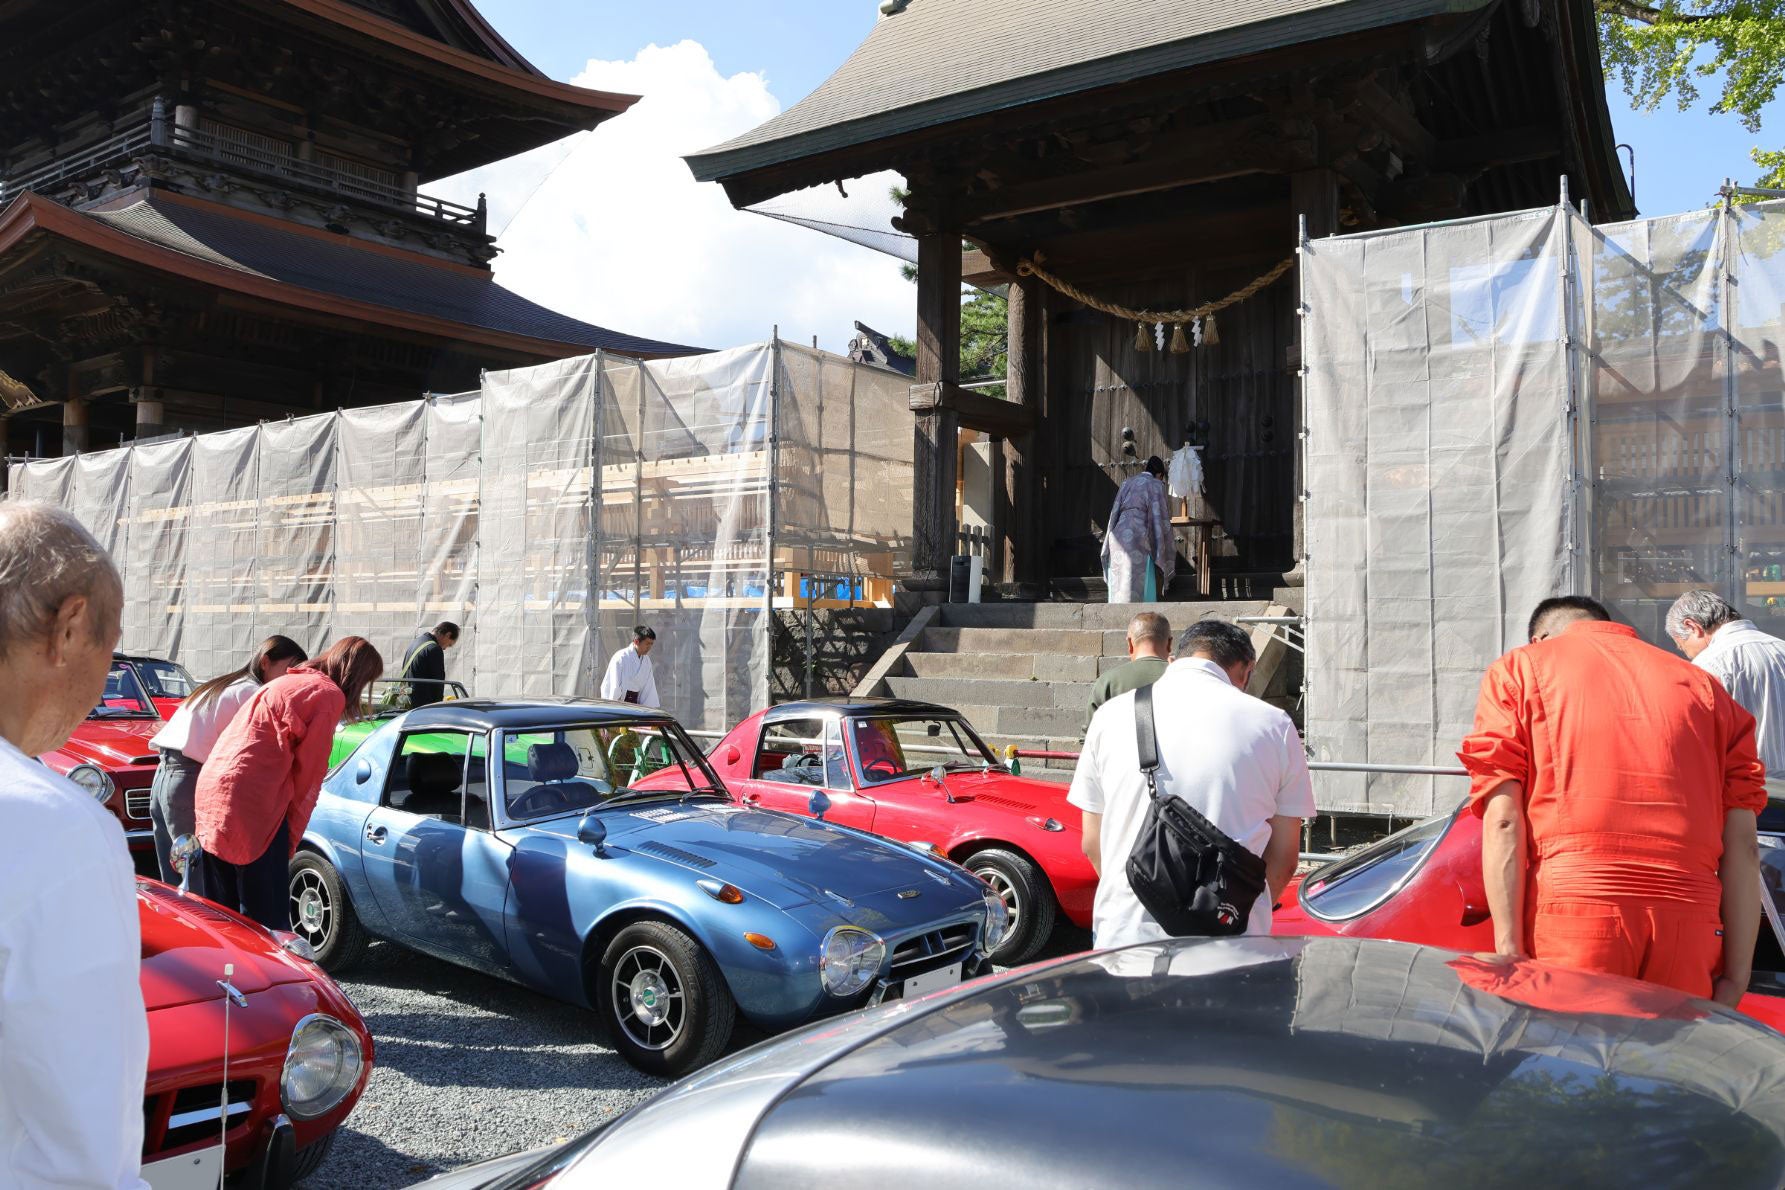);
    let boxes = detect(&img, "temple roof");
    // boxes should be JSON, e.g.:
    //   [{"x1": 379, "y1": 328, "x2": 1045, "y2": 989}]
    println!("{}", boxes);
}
[
  {"x1": 0, "y1": 192, "x2": 700, "y2": 359},
  {"x1": 689, "y1": 0, "x2": 1494, "y2": 186}
]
